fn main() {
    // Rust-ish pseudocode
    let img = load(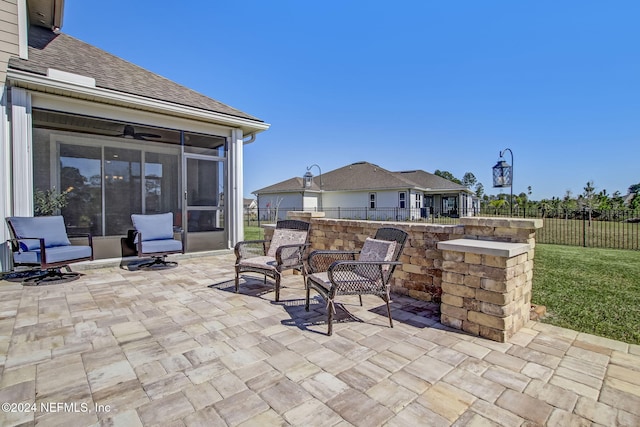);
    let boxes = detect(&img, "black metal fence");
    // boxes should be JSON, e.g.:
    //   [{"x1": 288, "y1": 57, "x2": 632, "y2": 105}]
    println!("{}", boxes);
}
[
  {"x1": 525, "y1": 208, "x2": 639, "y2": 251},
  {"x1": 250, "y1": 206, "x2": 471, "y2": 225},
  {"x1": 245, "y1": 206, "x2": 640, "y2": 251}
]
